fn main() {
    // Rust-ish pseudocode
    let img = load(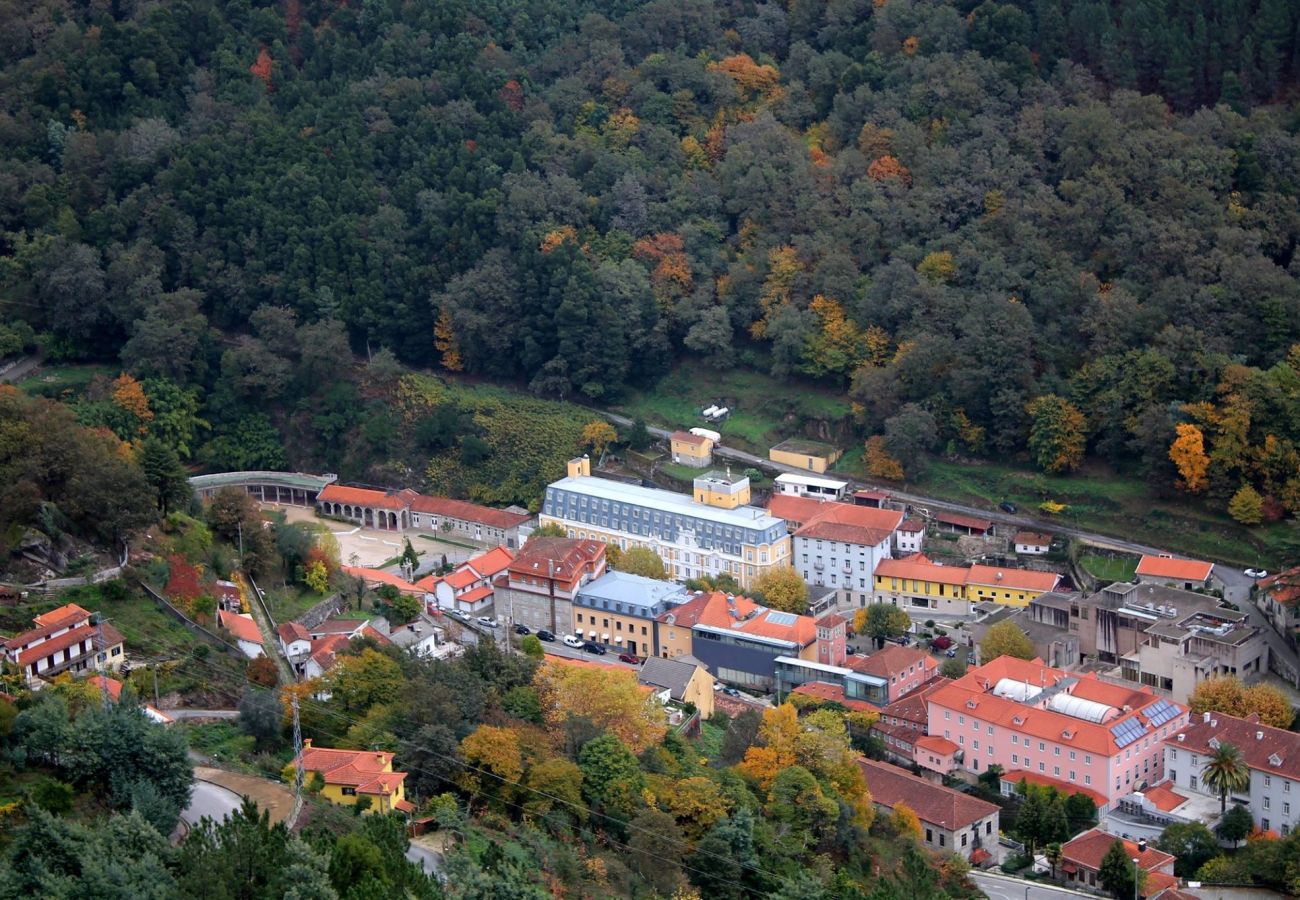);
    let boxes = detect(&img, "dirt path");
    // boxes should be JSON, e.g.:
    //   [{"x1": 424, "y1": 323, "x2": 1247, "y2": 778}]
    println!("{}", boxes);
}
[{"x1": 193, "y1": 766, "x2": 295, "y2": 824}]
